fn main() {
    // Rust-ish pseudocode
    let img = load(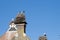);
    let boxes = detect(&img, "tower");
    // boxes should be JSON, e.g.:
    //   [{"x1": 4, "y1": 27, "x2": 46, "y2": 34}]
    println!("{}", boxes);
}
[
  {"x1": 13, "y1": 11, "x2": 30, "y2": 40},
  {"x1": 14, "y1": 11, "x2": 27, "y2": 33},
  {"x1": 39, "y1": 33, "x2": 47, "y2": 40}
]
